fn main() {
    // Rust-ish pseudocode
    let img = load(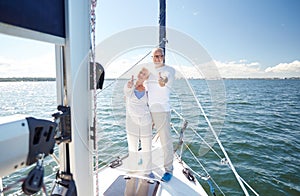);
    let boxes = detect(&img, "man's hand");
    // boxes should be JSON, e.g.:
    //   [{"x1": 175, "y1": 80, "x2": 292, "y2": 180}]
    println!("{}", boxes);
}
[{"x1": 158, "y1": 72, "x2": 168, "y2": 87}]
